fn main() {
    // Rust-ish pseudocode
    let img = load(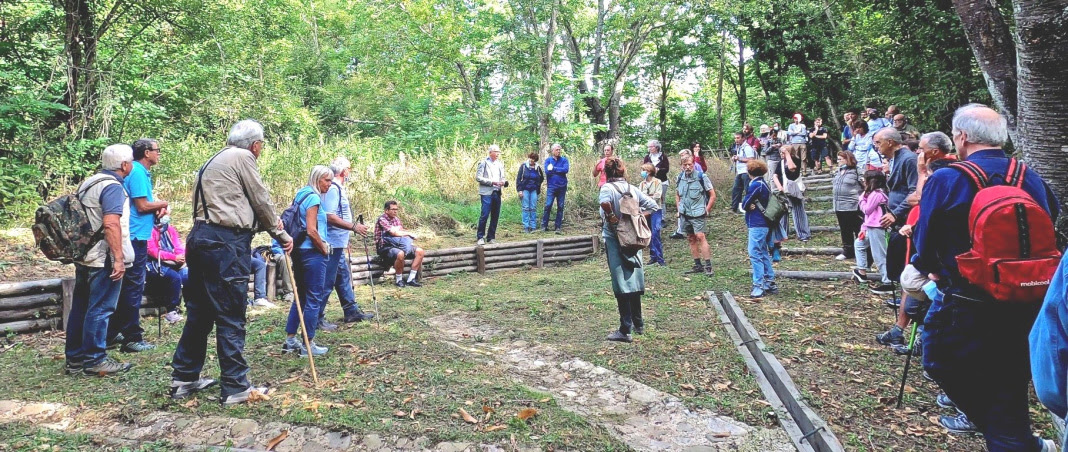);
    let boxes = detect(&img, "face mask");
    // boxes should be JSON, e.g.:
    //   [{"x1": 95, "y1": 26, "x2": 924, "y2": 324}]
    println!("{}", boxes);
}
[
  {"x1": 640, "y1": 171, "x2": 649, "y2": 179},
  {"x1": 160, "y1": 215, "x2": 171, "y2": 226},
  {"x1": 774, "y1": 126, "x2": 780, "y2": 131}
]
